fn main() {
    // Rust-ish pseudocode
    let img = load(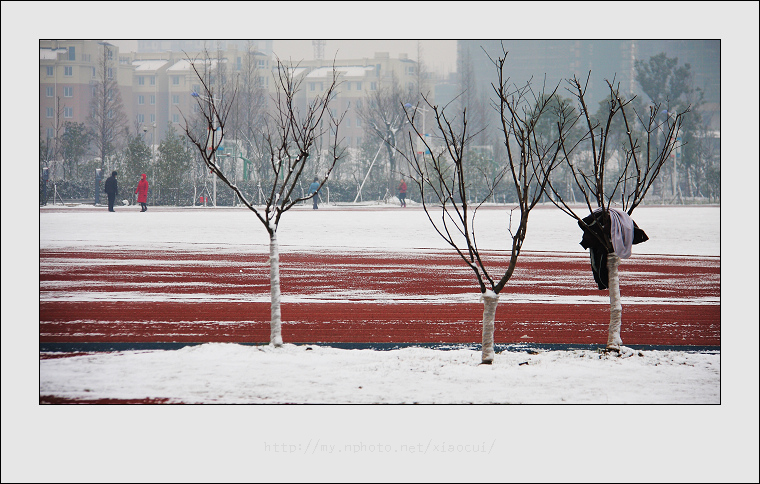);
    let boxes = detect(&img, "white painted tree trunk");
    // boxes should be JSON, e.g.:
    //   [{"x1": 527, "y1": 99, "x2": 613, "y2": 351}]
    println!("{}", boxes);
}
[
  {"x1": 481, "y1": 290, "x2": 500, "y2": 364},
  {"x1": 607, "y1": 253, "x2": 622, "y2": 349},
  {"x1": 269, "y1": 232, "x2": 283, "y2": 347}
]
